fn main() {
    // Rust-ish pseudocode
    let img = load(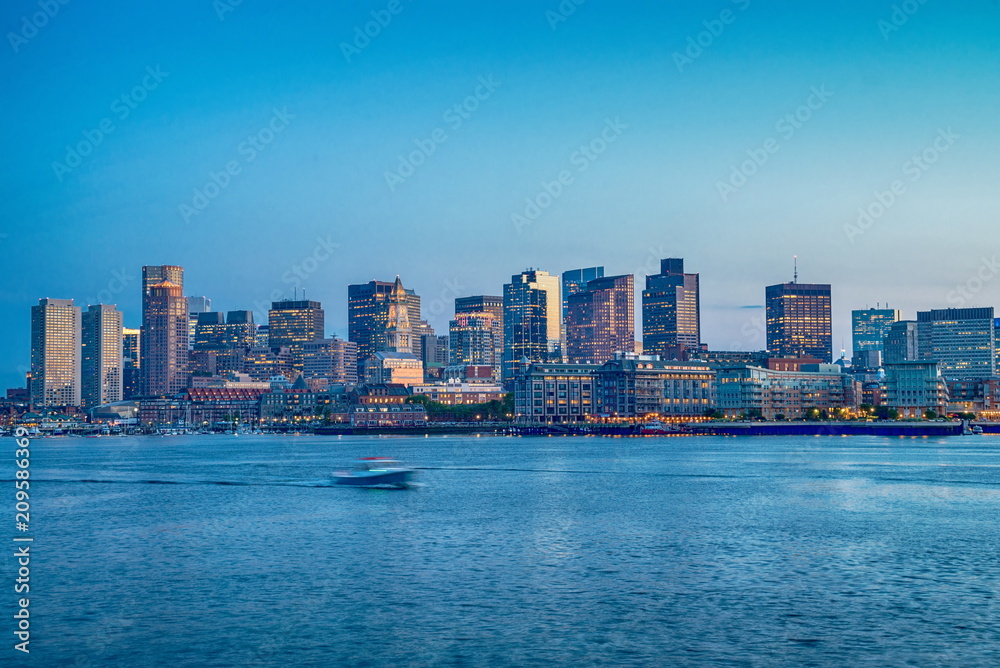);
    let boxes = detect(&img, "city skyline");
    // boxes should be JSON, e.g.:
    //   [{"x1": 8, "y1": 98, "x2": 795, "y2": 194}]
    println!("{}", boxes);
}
[{"x1": 4, "y1": 2, "x2": 1000, "y2": 390}]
